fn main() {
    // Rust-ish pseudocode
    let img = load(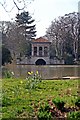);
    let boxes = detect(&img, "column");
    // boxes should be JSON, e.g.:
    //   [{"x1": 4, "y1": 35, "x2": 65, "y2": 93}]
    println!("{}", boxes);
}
[
  {"x1": 42, "y1": 46, "x2": 44, "y2": 56},
  {"x1": 37, "y1": 46, "x2": 39, "y2": 56}
]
